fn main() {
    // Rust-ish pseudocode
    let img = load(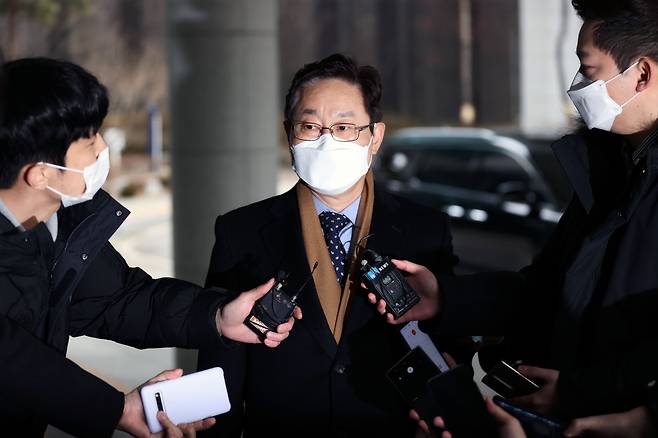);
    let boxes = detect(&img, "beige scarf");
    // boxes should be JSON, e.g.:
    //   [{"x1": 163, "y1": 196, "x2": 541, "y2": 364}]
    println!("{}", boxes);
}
[{"x1": 296, "y1": 171, "x2": 375, "y2": 342}]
